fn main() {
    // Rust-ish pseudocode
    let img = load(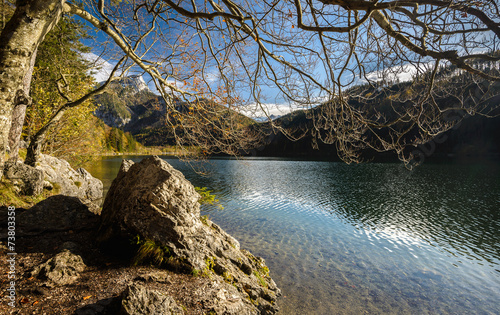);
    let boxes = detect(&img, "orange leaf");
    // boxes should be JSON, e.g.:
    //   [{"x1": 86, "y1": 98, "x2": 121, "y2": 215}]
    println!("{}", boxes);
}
[
  {"x1": 83, "y1": 295, "x2": 92, "y2": 300},
  {"x1": 20, "y1": 297, "x2": 29, "y2": 304},
  {"x1": 32, "y1": 300, "x2": 39, "y2": 306}
]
